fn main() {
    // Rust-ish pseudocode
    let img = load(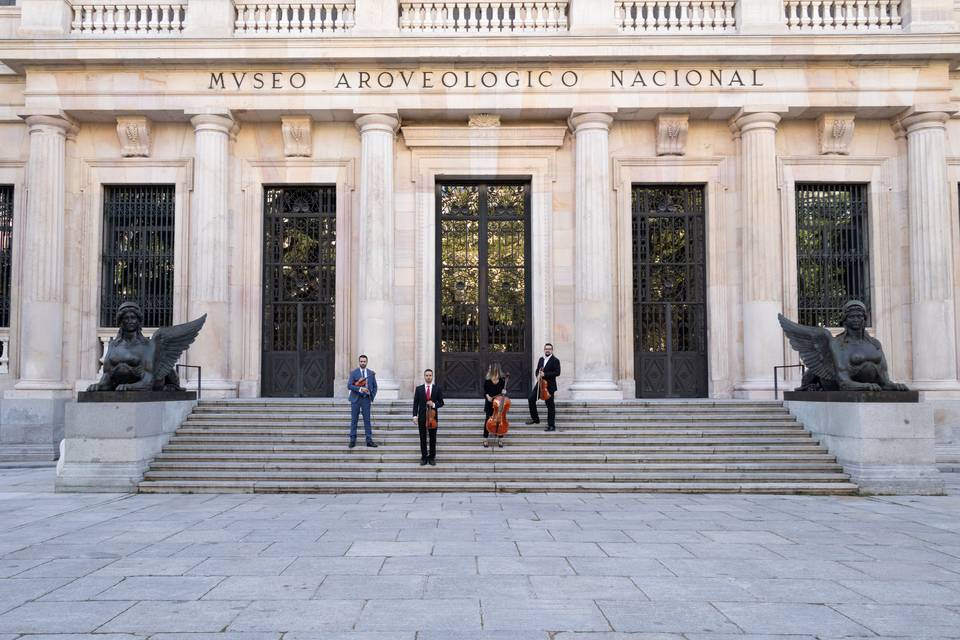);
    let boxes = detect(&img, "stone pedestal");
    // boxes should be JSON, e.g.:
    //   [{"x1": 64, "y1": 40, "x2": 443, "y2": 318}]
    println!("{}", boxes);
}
[
  {"x1": 355, "y1": 113, "x2": 400, "y2": 399},
  {"x1": 786, "y1": 397, "x2": 944, "y2": 495},
  {"x1": 188, "y1": 113, "x2": 236, "y2": 397},
  {"x1": 732, "y1": 110, "x2": 784, "y2": 398},
  {"x1": 568, "y1": 112, "x2": 620, "y2": 400},
  {"x1": 56, "y1": 398, "x2": 196, "y2": 492},
  {"x1": 899, "y1": 107, "x2": 960, "y2": 393}
]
